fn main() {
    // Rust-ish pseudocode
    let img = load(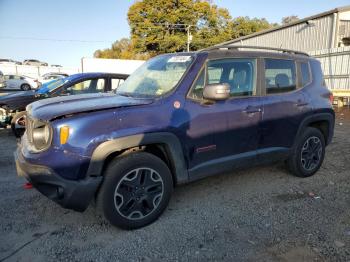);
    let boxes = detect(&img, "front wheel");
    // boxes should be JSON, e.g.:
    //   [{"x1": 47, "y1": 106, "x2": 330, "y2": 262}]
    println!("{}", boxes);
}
[
  {"x1": 287, "y1": 127, "x2": 325, "y2": 177},
  {"x1": 97, "y1": 152, "x2": 173, "y2": 229}
]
